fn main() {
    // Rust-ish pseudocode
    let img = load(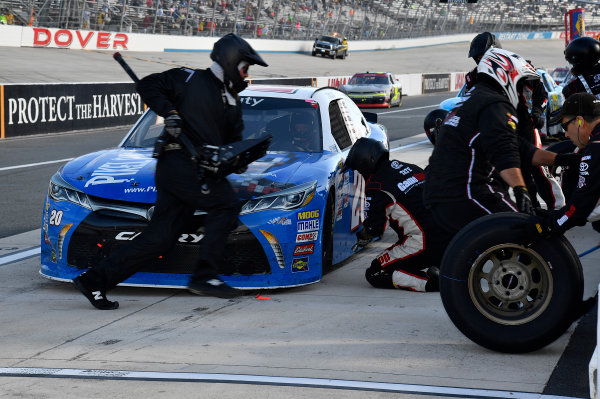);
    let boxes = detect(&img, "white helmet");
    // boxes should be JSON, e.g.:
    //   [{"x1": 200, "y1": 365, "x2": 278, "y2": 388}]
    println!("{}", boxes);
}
[{"x1": 477, "y1": 48, "x2": 539, "y2": 108}]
